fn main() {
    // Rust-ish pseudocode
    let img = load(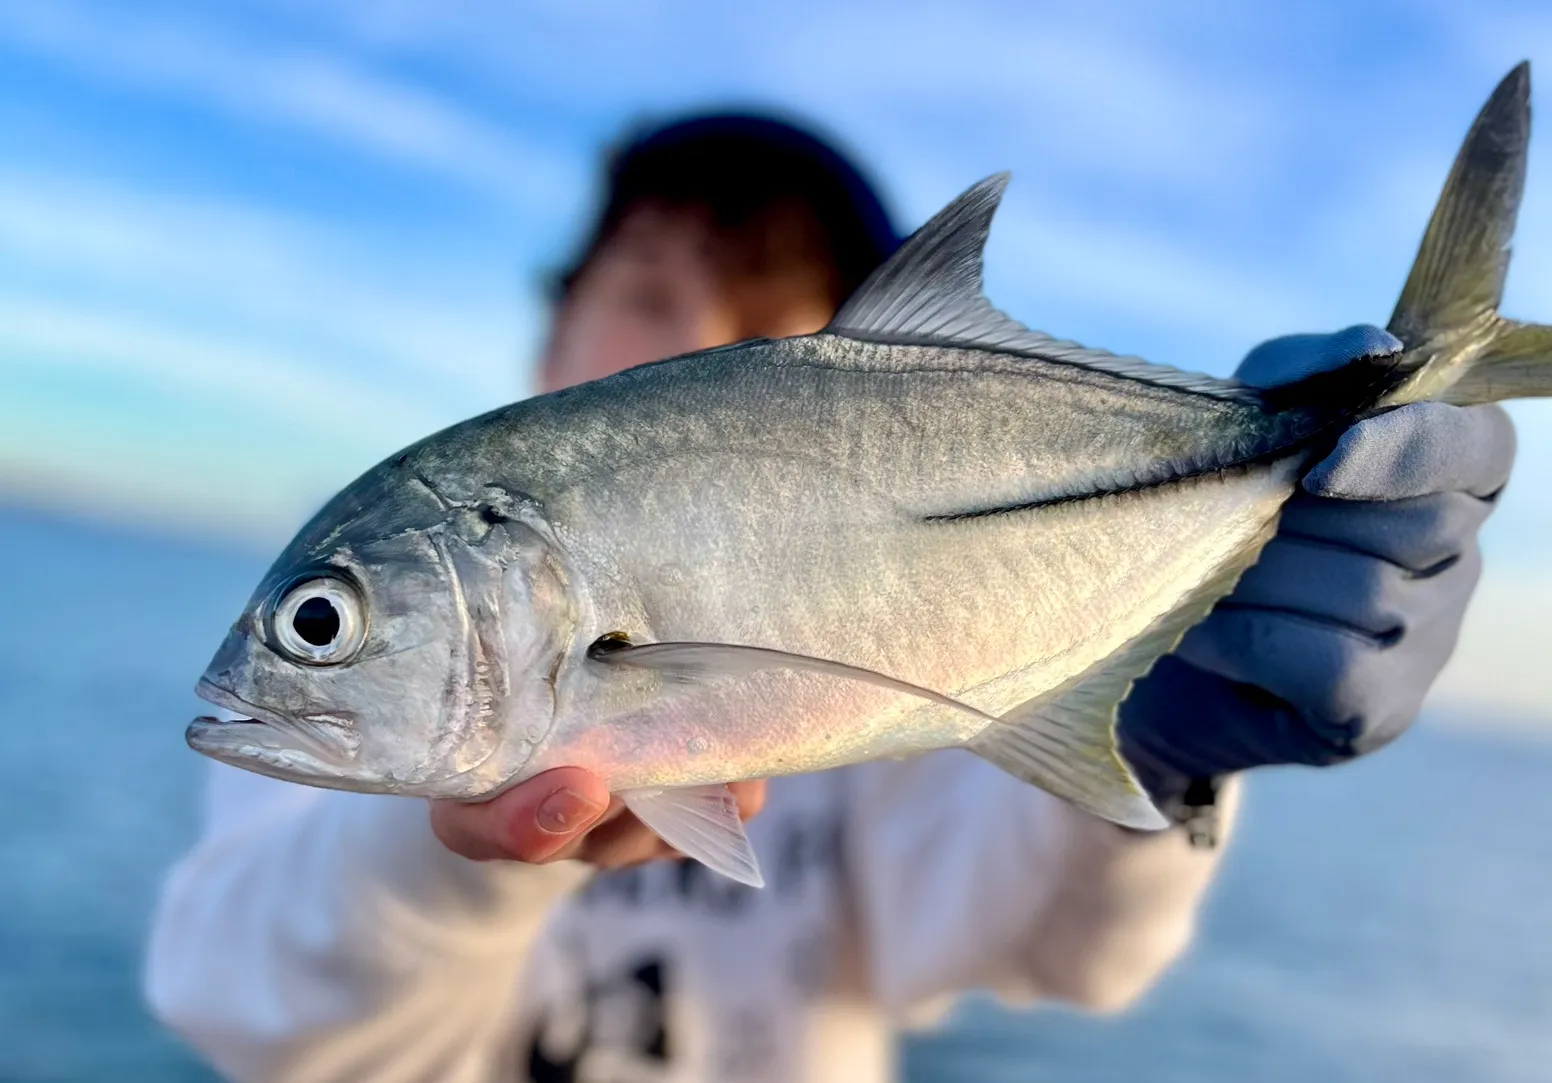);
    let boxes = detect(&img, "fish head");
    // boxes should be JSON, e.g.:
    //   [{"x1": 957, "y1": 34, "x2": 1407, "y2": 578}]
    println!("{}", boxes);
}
[{"x1": 187, "y1": 461, "x2": 577, "y2": 798}]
